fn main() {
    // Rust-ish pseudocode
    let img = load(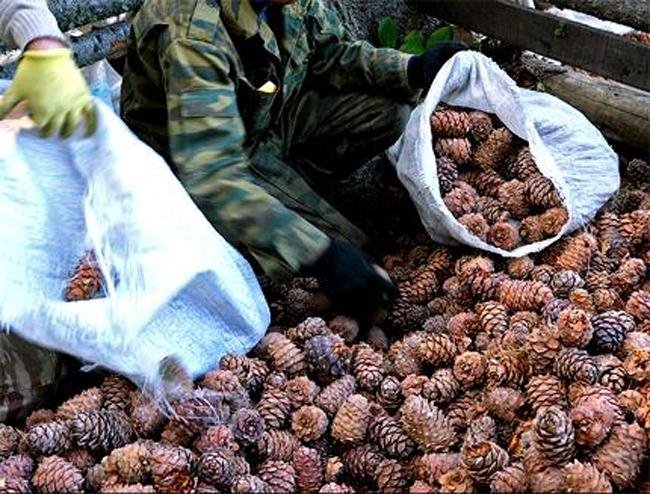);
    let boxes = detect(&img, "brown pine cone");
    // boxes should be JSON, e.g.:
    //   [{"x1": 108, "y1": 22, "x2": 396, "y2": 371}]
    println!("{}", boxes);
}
[
  {"x1": 32, "y1": 455, "x2": 84, "y2": 493},
  {"x1": 526, "y1": 374, "x2": 567, "y2": 415},
  {"x1": 458, "y1": 266, "x2": 507, "y2": 302},
  {"x1": 388, "y1": 299, "x2": 429, "y2": 332},
  {"x1": 401, "y1": 374, "x2": 428, "y2": 398},
  {"x1": 256, "y1": 387, "x2": 292, "y2": 429},
  {"x1": 400, "y1": 396, "x2": 455, "y2": 453},
  {"x1": 232, "y1": 475, "x2": 269, "y2": 494},
  {"x1": 527, "y1": 465, "x2": 564, "y2": 494},
  {"x1": 314, "y1": 375, "x2": 356, "y2": 417},
  {"x1": 462, "y1": 441, "x2": 509, "y2": 483},
  {"x1": 292, "y1": 447, "x2": 323, "y2": 494},
  {"x1": 568, "y1": 288, "x2": 595, "y2": 313},
  {"x1": 285, "y1": 376, "x2": 320, "y2": 408},
  {"x1": 532, "y1": 406, "x2": 575, "y2": 465},
  {"x1": 570, "y1": 387, "x2": 623, "y2": 447},
  {"x1": 259, "y1": 332, "x2": 307, "y2": 376},
  {"x1": 593, "y1": 423, "x2": 647, "y2": 488},
  {"x1": 219, "y1": 355, "x2": 269, "y2": 396},
  {"x1": 453, "y1": 352, "x2": 487, "y2": 388},
  {"x1": 375, "y1": 459, "x2": 412, "y2": 492},
  {"x1": 0, "y1": 425, "x2": 18, "y2": 458},
  {"x1": 285, "y1": 317, "x2": 331, "y2": 344},
  {"x1": 435, "y1": 138, "x2": 472, "y2": 165},
  {"x1": 473, "y1": 128, "x2": 514, "y2": 170},
  {"x1": 292, "y1": 406, "x2": 328, "y2": 442},
  {"x1": 160, "y1": 420, "x2": 194, "y2": 448},
  {"x1": 437, "y1": 156, "x2": 459, "y2": 195},
  {"x1": 417, "y1": 333, "x2": 457, "y2": 366},
  {"x1": 468, "y1": 110, "x2": 494, "y2": 142},
  {"x1": 626, "y1": 290, "x2": 650, "y2": 322},
  {"x1": 173, "y1": 389, "x2": 231, "y2": 434},
  {"x1": 376, "y1": 376, "x2": 404, "y2": 412},
  {"x1": 625, "y1": 158, "x2": 650, "y2": 183},
  {"x1": 446, "y1": 391, "x2": 486, "y2": 432},
  {"x1": 506, "y1": 256, "x2": 534, "y2": 280},
  {"x1": 103, "y1": 441, "x2": 151, "y2": 484},
  {"x1": 101, "y1": 375, "x2": 134, "y2": 413},
  {"x1": 508, "y1": 310, "x2": 538, "y2": 334},
  {"x1": 526, "y1": 324, "x2": 562, "y2": 374},
  {"x1": 489, "y1": 462, "x2": 527, "y2": 493},
  {"x1": 443, "y1": 181, "x2": 479, "y2": 218},
  {"x1": 562, "y1": 461, "x2": 612, "y2": 493},
  {"x1": 256, "y1": 430, "x2": 299, "y2": 462},
  {"x1": 258, "y1": 460, "x2": 296, "y2": 492},
  {"x1": 611, "y1": 258, "x2": 646, "y2": 294},
  {"x1": 459, "y1": 213, "x2": 490, "y2": 241},
  {"x1": 319, "y1": 482, "x2": 355, "y2": 494},
  {"x1": 543, "y1": 299, "x2": 573, "y2": 326},
  {"x1": 462, "y1": 170, "x2": 505, "y2": 199},
  {"x1": 200, "y1": 369, "x2": 247, "y2": 399},
  {"x1": 431, "y1": 110, "x2": 471, "y2": 137},
  {"x1": 545, "y1": 232, "x2": 597, "y2": 274},
  {"x1": 506, "y1": 147, "x2": 539, "y2": 181},
  {"x1": 149, "y1": 443, "x2": 195, "y2": 493},
  {"x1": 331, "y1": 394, "x2": 370, "y2": 445},
  {"x1": 623, "y1": 347, "x2": 650, "y2": 383},
  {"x1": 525, "y1": 175, "x2": 562, "y2": 208},
  {"x1": 25, "y1": 409, "x2": 56, "y2": 428},
  {"x1": 500, "y1": 280, "x2": 553, "y2": 311},
  {"x1": 550, "y1": 271, "x2": 585, "y2": 298},
  {"x1": 476, "y1": 301, "x2": 509, "y2": 337},
  {"x1": 231, "y1": 408, "x2": 265, "y2": 447},
  {"x1": 70, "y1": 410, "x2": 132, "y2": 451},
  {"x1": 413, "y1": 453, "x2": 460, "y2": 485},
  {"x1": 130, "y1": 393, "x2": 165, "y2": 439},
  {"x1": 401, "y1": 269, "x2": 440, "y2": 304},
  {"x1": 367, "y1": 326, "x2": 389, "y2": 351},
  {"x1": 593, "y1": 288, "x2": 624, "y2": 312},
  {"x1": 0, "y1": 454, "x2": 33, "y2": 480},
  {"x1": 328, "y1": 316, "x2": 359, "y2": 343},
  {"x1": 475, "y1": 197, "x2": 511, "y2": 225},
  {"x1": 595, "y1": 355, "x2": 628, "y2": 393},
  {"x1": 558, "y1": 308, "x2": 593, "y2": 348},
  {"x1": 56, "y1": 387, "x2": 103, "y2": 421},
  {"x1": 485, "y1": 387, "x2": 525, "y2": 423},
  {"x1": 351, "y1": 344, "x2": 386, "y2": 392},
  {"x1": 64, "y1": 252, "x2": 104, "y2": 301},
  {"x1": 590, "y1": 310, "x2": 635, "y2": 353},
  {"x1": 342, "y1": 444, "x2": 384, "y2": 484},
  {"x1": 448, "y1": 312, "x2": 480, "y2": 338},
  {"x1": 554, "y1": 348, "x2": 598, "y2": 384},
  {"x1": 488, "y1": 221, "x2": 520, "y2": 250},
  {"x1": 438, "y1": 466, "x2": 475, "y2": 492},
  {"x1": 410, "y1": 480, "x2": 436, "y2": 493},
  {"x1": 462, "y1": 415, "x2": 496, "y2": 451},
  {"x1": 620, "y1": 209, "x2": 650, "y2": 245},
  {"x1": 324, "y1": 456, "x2": 344, "y2": 483},
  {"x1": 26, "y1": 421, "x2": 72, "y2": 456},
  {"x1": 368, "y1": 416, "x2": 416, "y2": 459},
  {"x1": 422, "y1": 369, "x2": 460, "y2": 404},
  {"x1": 304, "y1": 334, "x2": 352, "y2": 382},
  {"x1": 519, "y1": 215, "x2": 543, "y2": 243},
  {"x1": 498, "y1": 180, "x2": 530, "y2": 220},
  {"x1": 197, "y1": 451, "x2": 235, "y2": 489},
  {"x1": 540, "y1": 207, "x2": 569, "y2": 237},
  {"x1": 486, "y1": 350, "x2": 529, "y2": 388}
]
